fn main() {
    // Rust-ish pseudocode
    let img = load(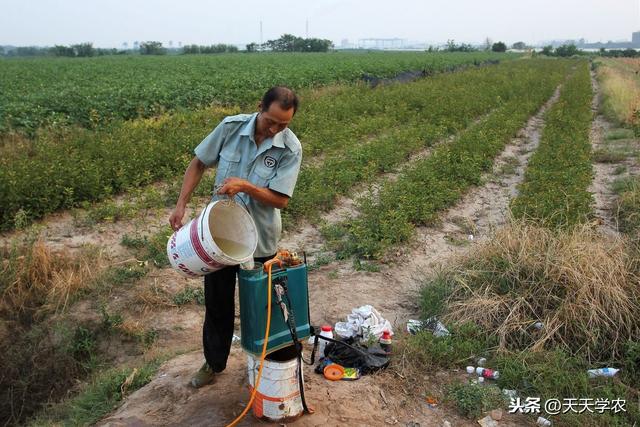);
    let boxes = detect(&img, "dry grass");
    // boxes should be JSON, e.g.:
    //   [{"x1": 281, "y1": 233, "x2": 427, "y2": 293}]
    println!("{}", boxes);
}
[
  {"x1": 597, "y1": 59, "x2": 640, "y2": 129},
  {"x1": 438, "y1": 221, "x2": 640, "y2": 362},
  {"x1": 1, "y1": 237, "x2": 103, "y2": 322}
]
